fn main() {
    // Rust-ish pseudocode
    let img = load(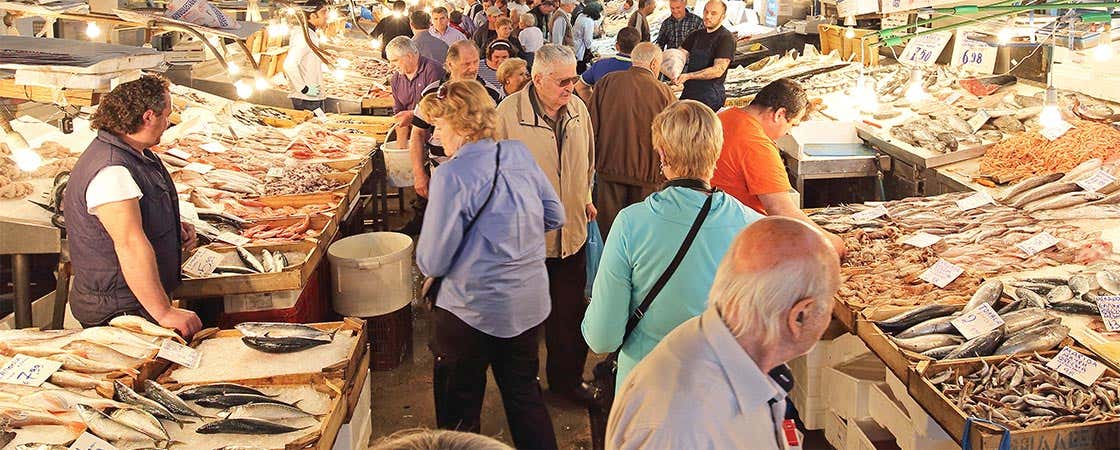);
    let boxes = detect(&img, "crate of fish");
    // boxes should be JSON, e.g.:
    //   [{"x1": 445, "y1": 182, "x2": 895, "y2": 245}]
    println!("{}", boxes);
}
[
  {"x1": 910, "y1": 350, "x2": 1120, "y2": 450},
  {"x1": 175, "y1": 240, "x2": 319, "y2": 298},
  {"x1": 158, "y1": 319, "x2": 368, "y2": 387}
]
